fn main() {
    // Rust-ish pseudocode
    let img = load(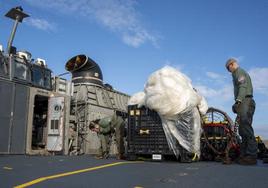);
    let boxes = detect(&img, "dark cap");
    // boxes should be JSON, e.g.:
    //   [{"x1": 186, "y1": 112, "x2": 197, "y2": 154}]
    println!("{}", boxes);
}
[{"x1": 225, "y1": 58, "x2": 237, "y2": 70}]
